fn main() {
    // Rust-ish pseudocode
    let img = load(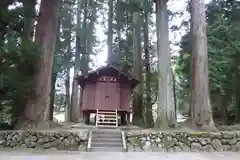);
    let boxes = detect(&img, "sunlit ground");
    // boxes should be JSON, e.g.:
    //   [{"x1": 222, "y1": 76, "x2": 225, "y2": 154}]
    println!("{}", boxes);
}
[{"x1": 53, "y1": 112, "x2": 187, "y2": 123}]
